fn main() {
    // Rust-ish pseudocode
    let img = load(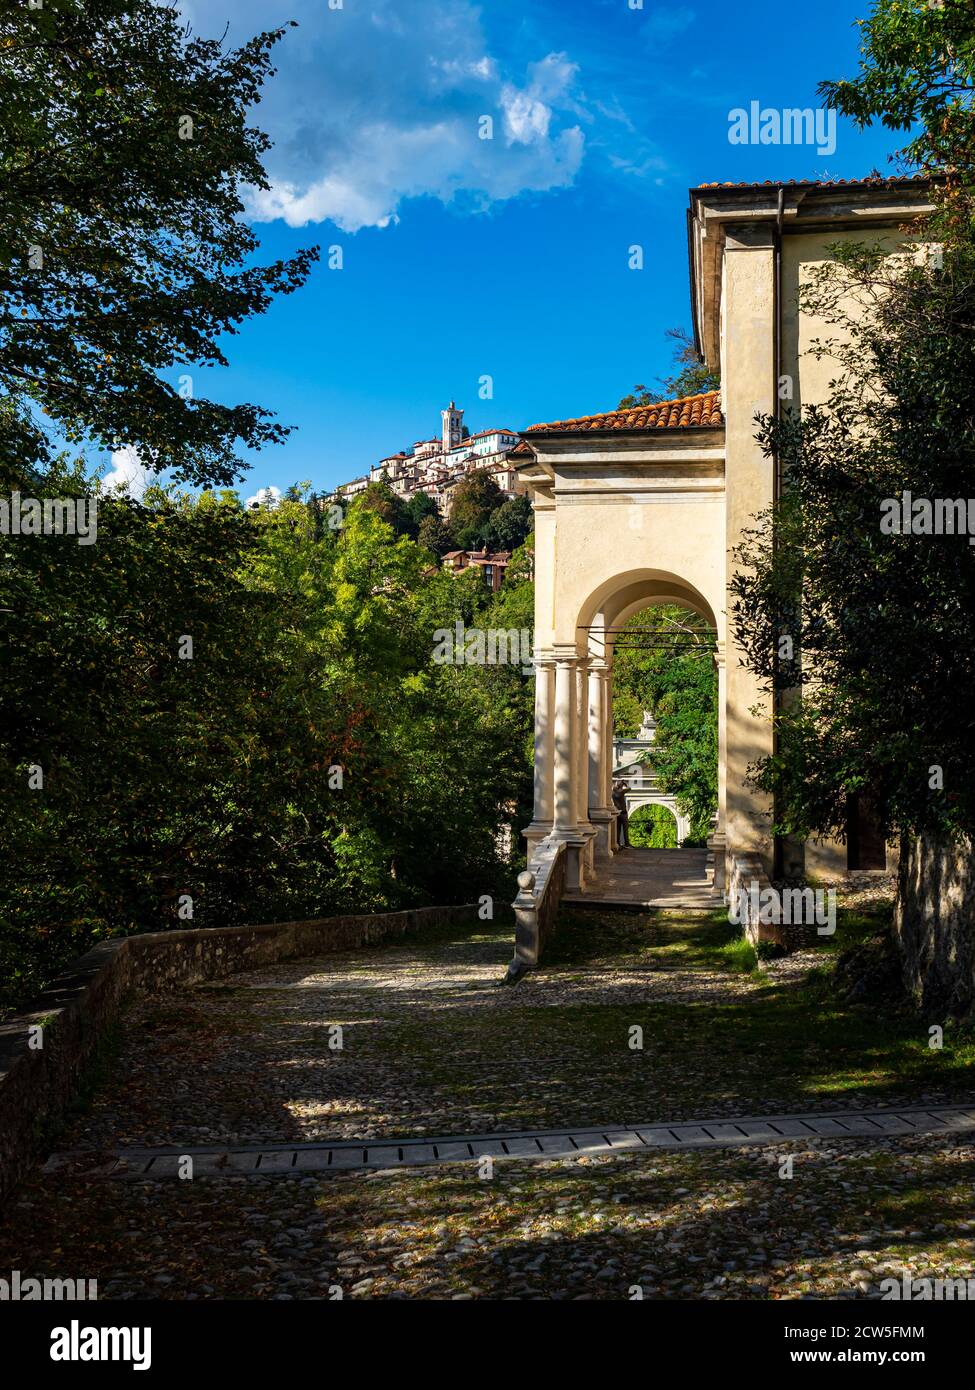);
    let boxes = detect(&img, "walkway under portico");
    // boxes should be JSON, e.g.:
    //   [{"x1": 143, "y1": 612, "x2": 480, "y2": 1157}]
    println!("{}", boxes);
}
[{"x1": 562, "y1": 846, "x2": 724, "y2": 911}]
